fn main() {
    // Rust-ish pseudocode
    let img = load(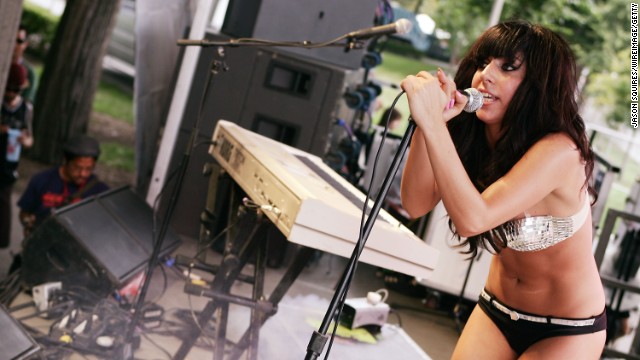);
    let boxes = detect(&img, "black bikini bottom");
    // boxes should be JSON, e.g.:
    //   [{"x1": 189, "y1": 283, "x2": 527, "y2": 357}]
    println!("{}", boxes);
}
[{"x1": 478, "y1": 288, "x2": 607, "y2": 355}]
